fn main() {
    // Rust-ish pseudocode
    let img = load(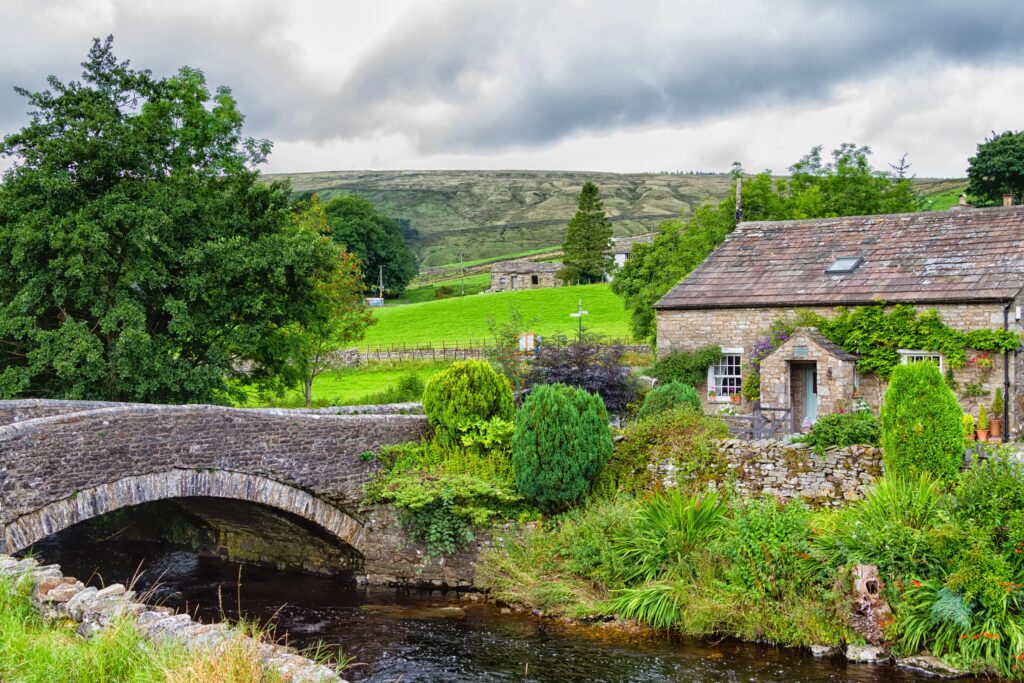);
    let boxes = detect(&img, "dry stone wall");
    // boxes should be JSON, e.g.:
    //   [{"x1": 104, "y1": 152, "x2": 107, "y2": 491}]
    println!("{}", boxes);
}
[
  {"x1": 0, "y1": 554, "x2": 342, "y2": 682},
  {"x1": 651, "y1": 438, "x2": 883, "y2": 507}
]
